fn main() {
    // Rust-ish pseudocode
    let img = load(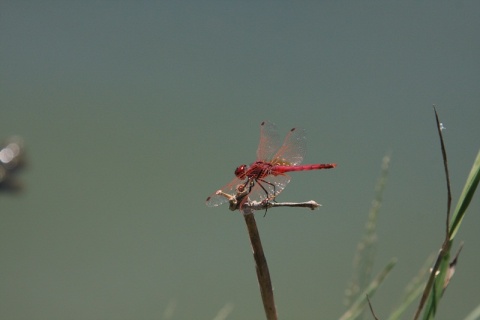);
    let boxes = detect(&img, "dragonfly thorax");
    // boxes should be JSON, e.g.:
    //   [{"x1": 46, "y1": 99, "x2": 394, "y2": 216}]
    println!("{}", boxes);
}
[{"x1": 235, "y1": 161, "x2": 275, "y2": 180}]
